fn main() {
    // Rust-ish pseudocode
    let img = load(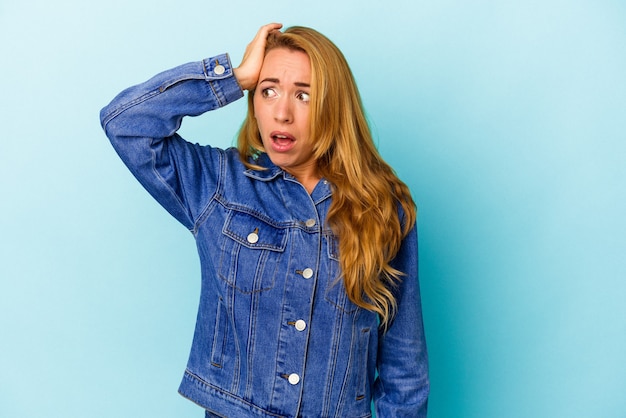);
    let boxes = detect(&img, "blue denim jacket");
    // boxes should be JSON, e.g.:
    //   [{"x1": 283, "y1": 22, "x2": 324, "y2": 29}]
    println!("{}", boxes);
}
[{"x1": 100, "y1": 54, "x2": 428, "y2": 418}]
